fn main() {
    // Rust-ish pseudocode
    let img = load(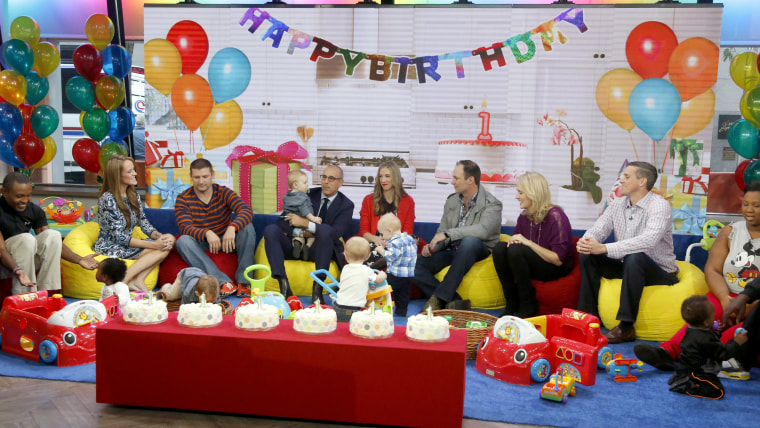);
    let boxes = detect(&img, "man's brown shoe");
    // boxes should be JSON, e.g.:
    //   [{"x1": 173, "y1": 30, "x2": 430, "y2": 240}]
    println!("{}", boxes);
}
[{"x1": 603, "y1": 326, "x2": 636, "y2": 344}]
